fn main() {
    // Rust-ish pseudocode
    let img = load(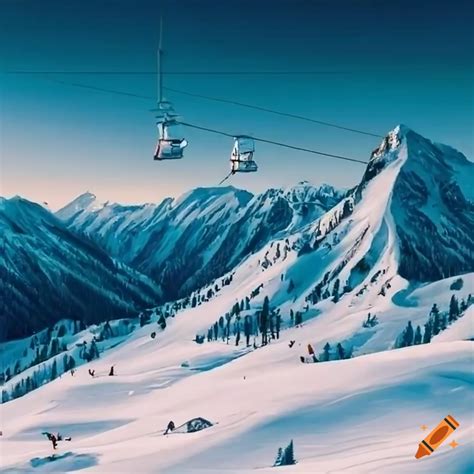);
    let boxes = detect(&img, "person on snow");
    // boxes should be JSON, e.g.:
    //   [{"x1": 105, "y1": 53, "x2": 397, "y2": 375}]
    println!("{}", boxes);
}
[
  {"x1": 108, "y1": 366, "x2": 115, "y2": 376},
  {"x1": 88, "y1": 369, "x2": 95, "y2": 377},
  {"x1": 42, "y1": 432, "x2": 72, "y2": 450},
  {"x1": 164, "y1": 420, "x2": 175, "y2": 435}
]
